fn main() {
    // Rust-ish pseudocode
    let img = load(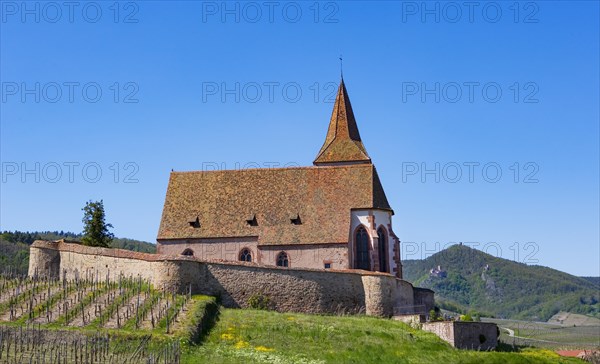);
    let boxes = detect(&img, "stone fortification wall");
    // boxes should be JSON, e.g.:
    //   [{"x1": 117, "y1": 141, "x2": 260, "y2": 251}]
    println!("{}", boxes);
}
[
  {"x1": 422, "y1": 321, "x2": 499, "y2": 350},
  {"x1": 29, "y1": 240, "x2": 421, "y2": 317}
]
